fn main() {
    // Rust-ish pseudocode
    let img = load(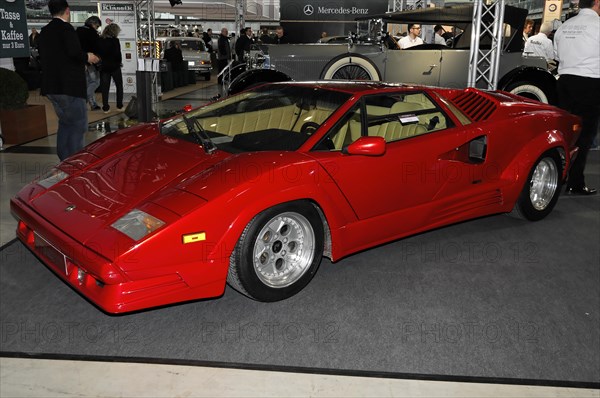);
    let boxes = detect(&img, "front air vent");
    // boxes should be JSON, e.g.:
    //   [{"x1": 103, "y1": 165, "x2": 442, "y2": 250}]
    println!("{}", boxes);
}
[{"x1": 450, "y1": 89, "x2": 496, "y2": 122}]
